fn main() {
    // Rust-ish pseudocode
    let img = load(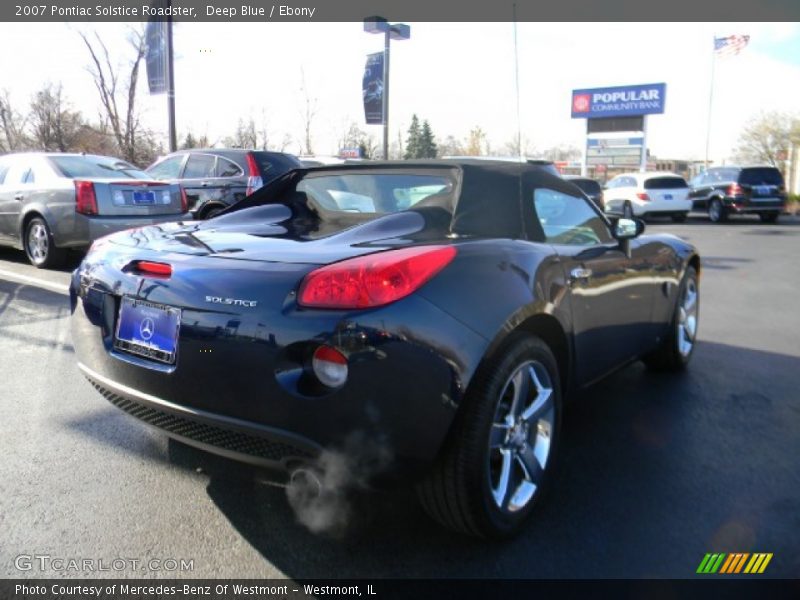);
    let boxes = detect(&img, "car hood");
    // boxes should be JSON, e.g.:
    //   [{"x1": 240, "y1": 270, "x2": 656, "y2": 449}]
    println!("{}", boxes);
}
[{"x1": 102, "y1": 204, "x2": 451, "y2": 264}]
